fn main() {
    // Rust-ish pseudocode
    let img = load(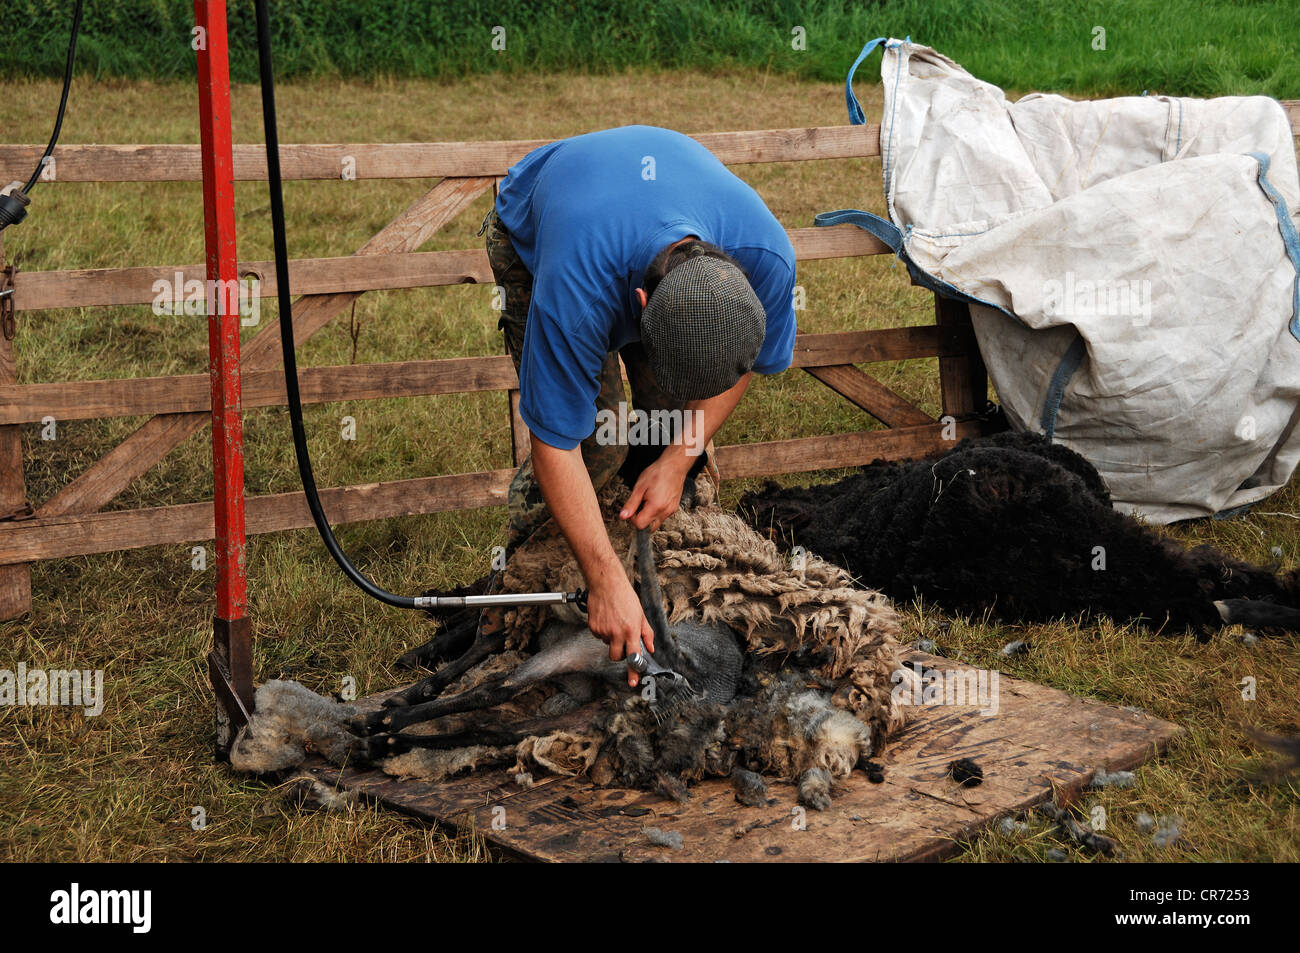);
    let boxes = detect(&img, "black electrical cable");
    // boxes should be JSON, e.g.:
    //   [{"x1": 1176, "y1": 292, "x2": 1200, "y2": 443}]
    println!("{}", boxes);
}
[
  {"x1": 251, "y1": 0, "x2": 420, "y2": 609},
  {"x1": 23, "y1": 0, "x2": 85, "y2": 195},
  {"x1": 251, "y1": 0, "x2": 581, "y2": 613},
  {"x1": 0, "y1": 0, "x2": 84, "y2": 233}
]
